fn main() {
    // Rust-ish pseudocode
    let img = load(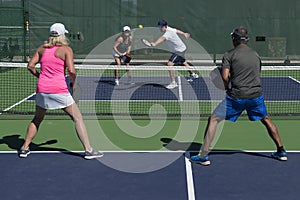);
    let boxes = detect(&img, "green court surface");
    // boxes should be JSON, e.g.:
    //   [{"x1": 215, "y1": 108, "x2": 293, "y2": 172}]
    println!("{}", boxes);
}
[{"x1": 0, "y1": 119, "x2": 298, "y2": 152}]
